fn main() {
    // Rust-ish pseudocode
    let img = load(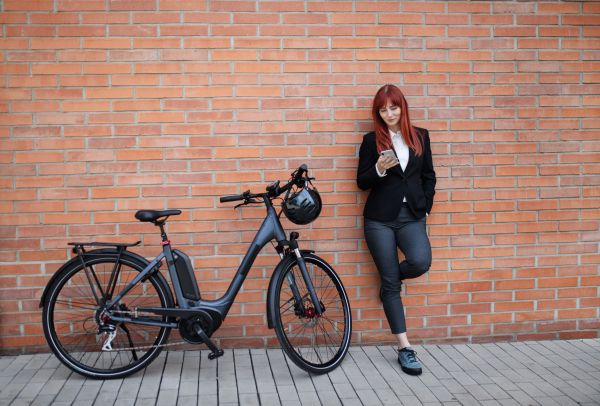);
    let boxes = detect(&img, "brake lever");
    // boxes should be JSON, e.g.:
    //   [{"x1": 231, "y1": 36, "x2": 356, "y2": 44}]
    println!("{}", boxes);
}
[{"x1": 234, "y1": 197, "x2": 261, "y2": 209}]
